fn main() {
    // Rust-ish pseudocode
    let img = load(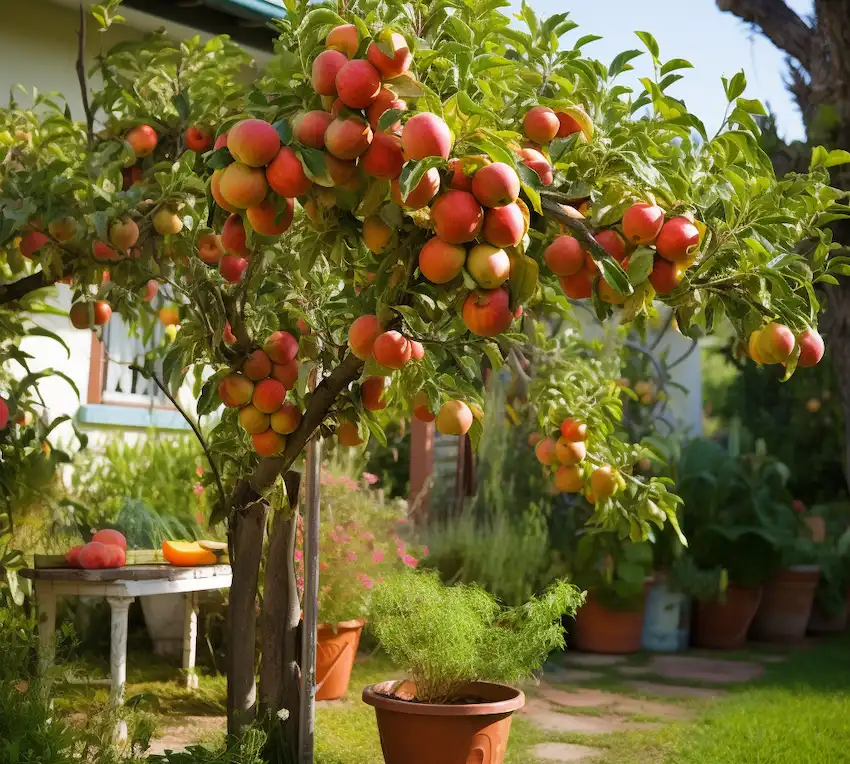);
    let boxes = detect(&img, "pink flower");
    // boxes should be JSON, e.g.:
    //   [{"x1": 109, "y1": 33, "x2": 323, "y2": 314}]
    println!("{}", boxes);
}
[
  {"x1": 396, "y1": 518, "x2": 405, "y2": 525},
  {"x1": 402, "y1": 555, "x2": 418, "y2": 568},
  {"x1": 294, "y1": 549, "x2": 303, "y2": 562},
  {"x1": 320, "y1": 562, "x2": 328, "y2": 571},
  {"x1": 372, "y1": 550, "x2": 385, "y2": 564},
  {"x1": 793, "y1": 499, "x2": 807, "y2": 513},
  {"x1": 362, "y1": 472, "x2": 379, "y2": 485},
  {"x1": 343, "y1": 477, "x2": 360, "y2": 491},
  {"x1": 192, "y1": 482, "x2": 204, "y2": 496},
  {"x1": 297, "y1": 577, "x2": 304, "y2": 589},
  {"x1": 422, "y1": 546, "x2": 429, "y2": 557},
  {"x1": 347, "y1": 551, "x2": 358, "y2": 563},
  {"x1": 360, "y1": 531, "x2": 375, "y2": 542},
  {"x1": 195, "y1": 465, "x2": 204, "y2": 477},
  {"x1": 358, "y1": 573, "x2": 374, "y2": 590}
]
